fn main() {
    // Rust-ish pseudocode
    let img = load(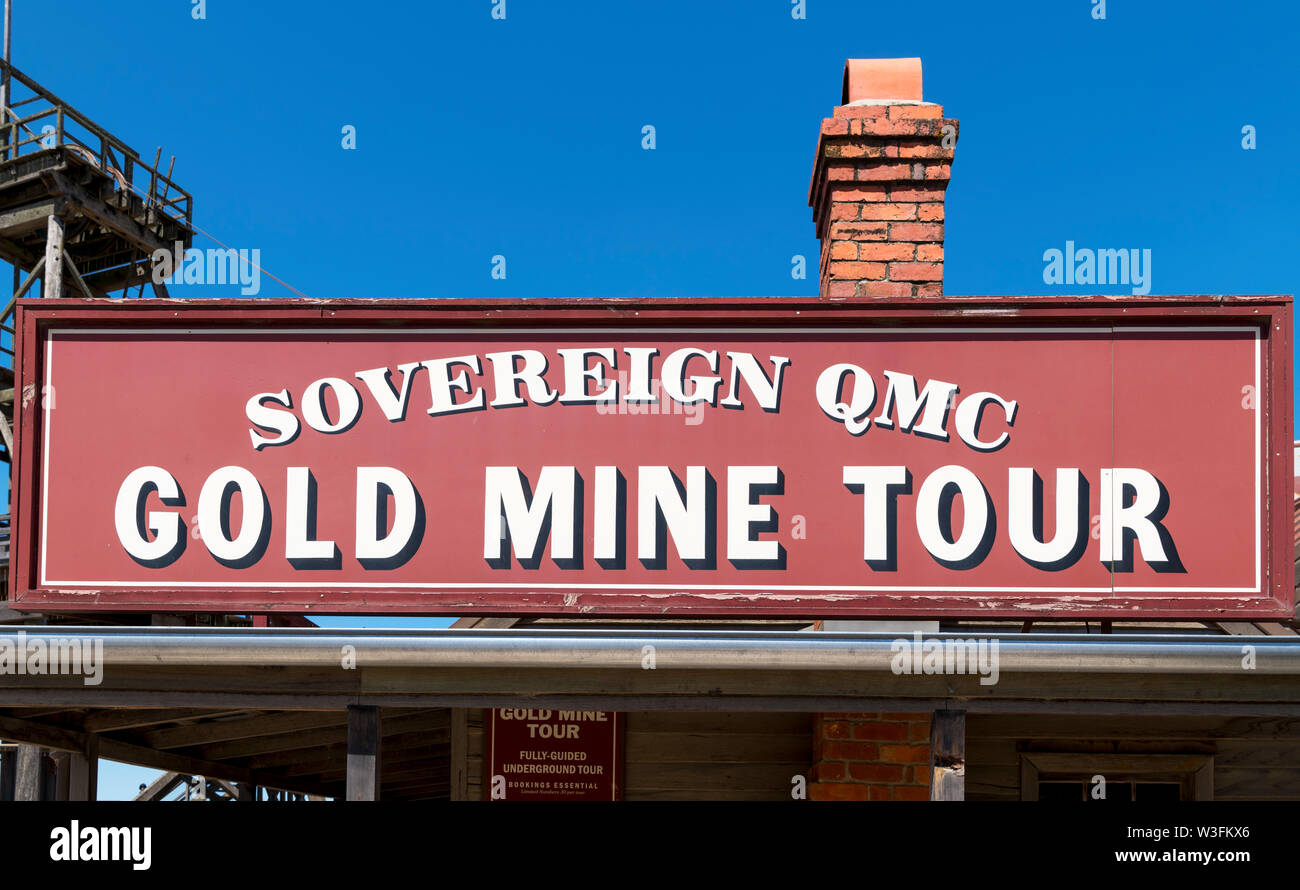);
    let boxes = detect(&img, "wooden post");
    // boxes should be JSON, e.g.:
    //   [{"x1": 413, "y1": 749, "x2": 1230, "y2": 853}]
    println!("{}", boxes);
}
[
  {"x1": 43, "y1": 214, "x2": 64, "y2": 299},
  {"x1": 67, "y1": 734, "x2": 98, "y2": 801},
  {"x1": 346, "y1": 705, "x2": 380, "y2": 801},
  {"x1": 1, "y1": 0, "x2": 10, "y2": 162},
  {"x1": 450, "y1": 709, "x2": 468, "y2": 801},
  {"x1": 14, "y1": 744, "x2": 43, "y2": 801},
  {"x1": 53, "y1": 751, "x2": 70, "y2": 800},
  {"x1": 0, "y1": 744, "x2": 15, "y2": 800},
  {"x1": 929, "y1": 709, "x2": 966, "y2": 801}
]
